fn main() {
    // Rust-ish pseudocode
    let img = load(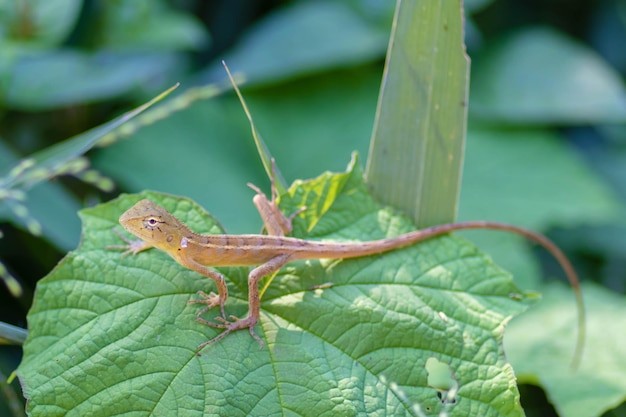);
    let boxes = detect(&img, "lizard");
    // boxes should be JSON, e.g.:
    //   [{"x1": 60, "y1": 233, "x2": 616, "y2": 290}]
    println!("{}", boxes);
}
[{"x1": 115, "y1": 181, "x2": 585, "y2": 367}]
